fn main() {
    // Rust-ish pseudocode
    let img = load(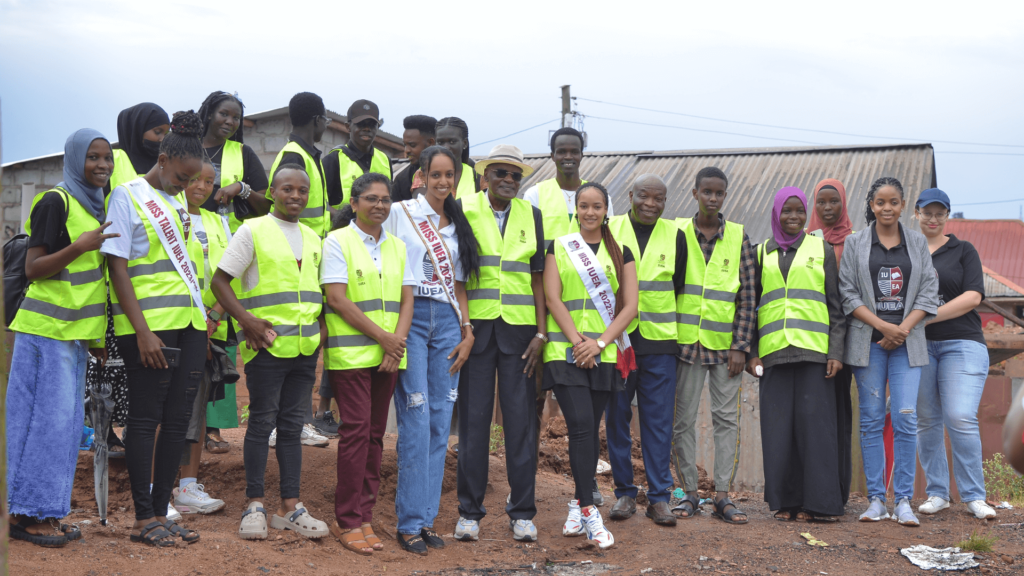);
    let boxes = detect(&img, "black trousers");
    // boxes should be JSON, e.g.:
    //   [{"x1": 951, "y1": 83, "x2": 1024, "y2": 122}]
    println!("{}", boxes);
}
[
  {"x1": 120, "y1": 327, "x2": 206, "y2": 520},
  {"x1": 456, "y1": 338, "x2": 538, "y2": 521},
  {"x1": 759, "y1": 361, "x2": 844, "y2": 516},
  {"x1": 555, "y1": 384, "x2": 611, "y2": 507},
  {"x1": 834, "y1": 366, "x2": 853, "y2": 505}
]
